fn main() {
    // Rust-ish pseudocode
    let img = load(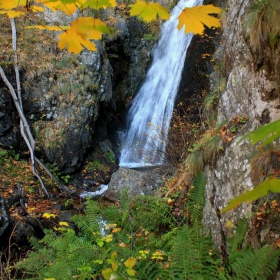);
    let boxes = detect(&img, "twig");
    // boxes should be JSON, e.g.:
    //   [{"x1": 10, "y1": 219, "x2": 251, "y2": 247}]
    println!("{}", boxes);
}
[
  {"x1": 35, "y1": 157, "x2": 73, "y2": 197},
  {"x1": 6, "y1": 220, "x2": 20, "y2": 276}
]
